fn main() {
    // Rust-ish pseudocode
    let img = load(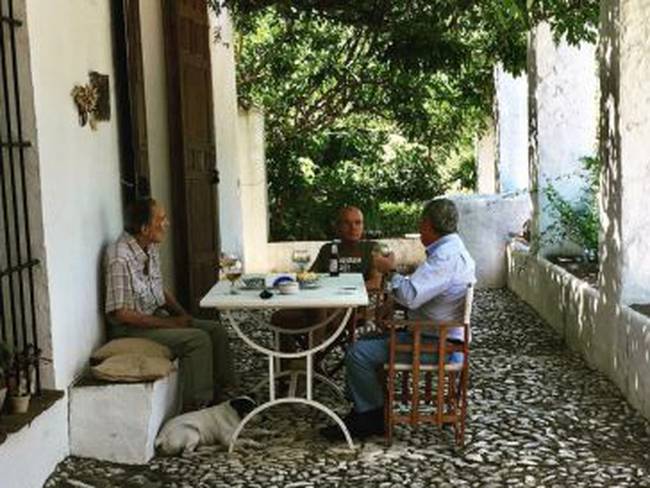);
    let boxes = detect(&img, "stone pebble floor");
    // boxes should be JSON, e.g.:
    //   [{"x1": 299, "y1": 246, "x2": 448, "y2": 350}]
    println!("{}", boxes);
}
[{"x1": 46, "y1": 289, "x2": 650, "y2": 488}]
